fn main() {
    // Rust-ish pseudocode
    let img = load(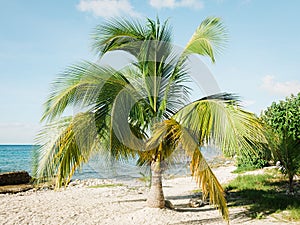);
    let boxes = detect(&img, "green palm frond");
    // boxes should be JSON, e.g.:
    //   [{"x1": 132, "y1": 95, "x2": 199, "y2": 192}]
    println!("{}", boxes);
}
[
  {"x1": 183, "y1": 17, "x2": 228, "y2": 63},
  {"x1": 35, "y1": 113, "x2": 101, "y2": 188},
  {"x1": 146, "y1": 17, "x2": 172, "y2": 42},
  {"x1": 138, "y1": 18, "x2": 173, "y2": 63},
  {"x1": 280, "y1": 136, "x2": 300, "y2": 175},
  {"x1": 34, "y1": 117, "x2": 72, "y2": 181},
  {"x1": 92, "y1": 18, "x2": 148, "y2": 57},
  {"x1": 270, "y1": 132, "x2": 300, "y2": 177},
  {"x1": 173, "y1": 93, "x2": 266, "y2": 156},
  {"x1": 109, "y1": 85, "x2": 146, "y2": 156},
  {"x1": 156, "y1": 55, "x2": 191, "y2": 118},
  {"x1": 41, "y1": 62, "x2": 129, "y2": 122},
  {"x1": 92, "y1": 17, "x2": 173, "y2": 59}
]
